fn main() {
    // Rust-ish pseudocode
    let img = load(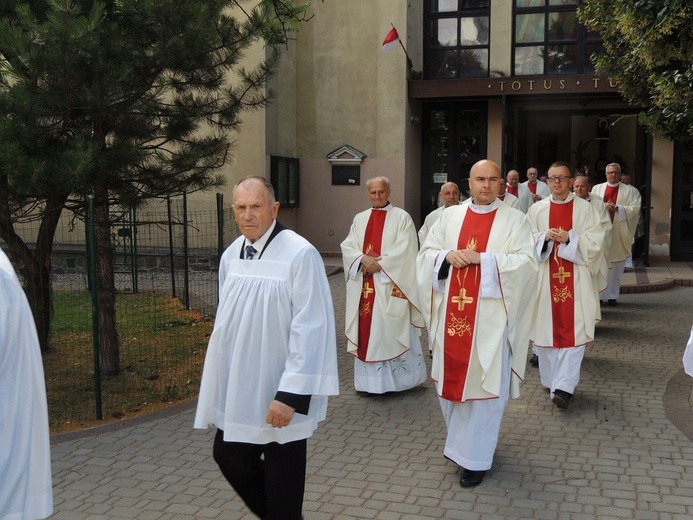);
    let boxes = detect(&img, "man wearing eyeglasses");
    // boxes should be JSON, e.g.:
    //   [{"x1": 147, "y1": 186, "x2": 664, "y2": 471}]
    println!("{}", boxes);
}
[
  {"x1": 527, "y1": 162, "x2": 605, "y2": 410},
  {"x1": 591, "y1": 163, "x2": 641, "y2": 306}
]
